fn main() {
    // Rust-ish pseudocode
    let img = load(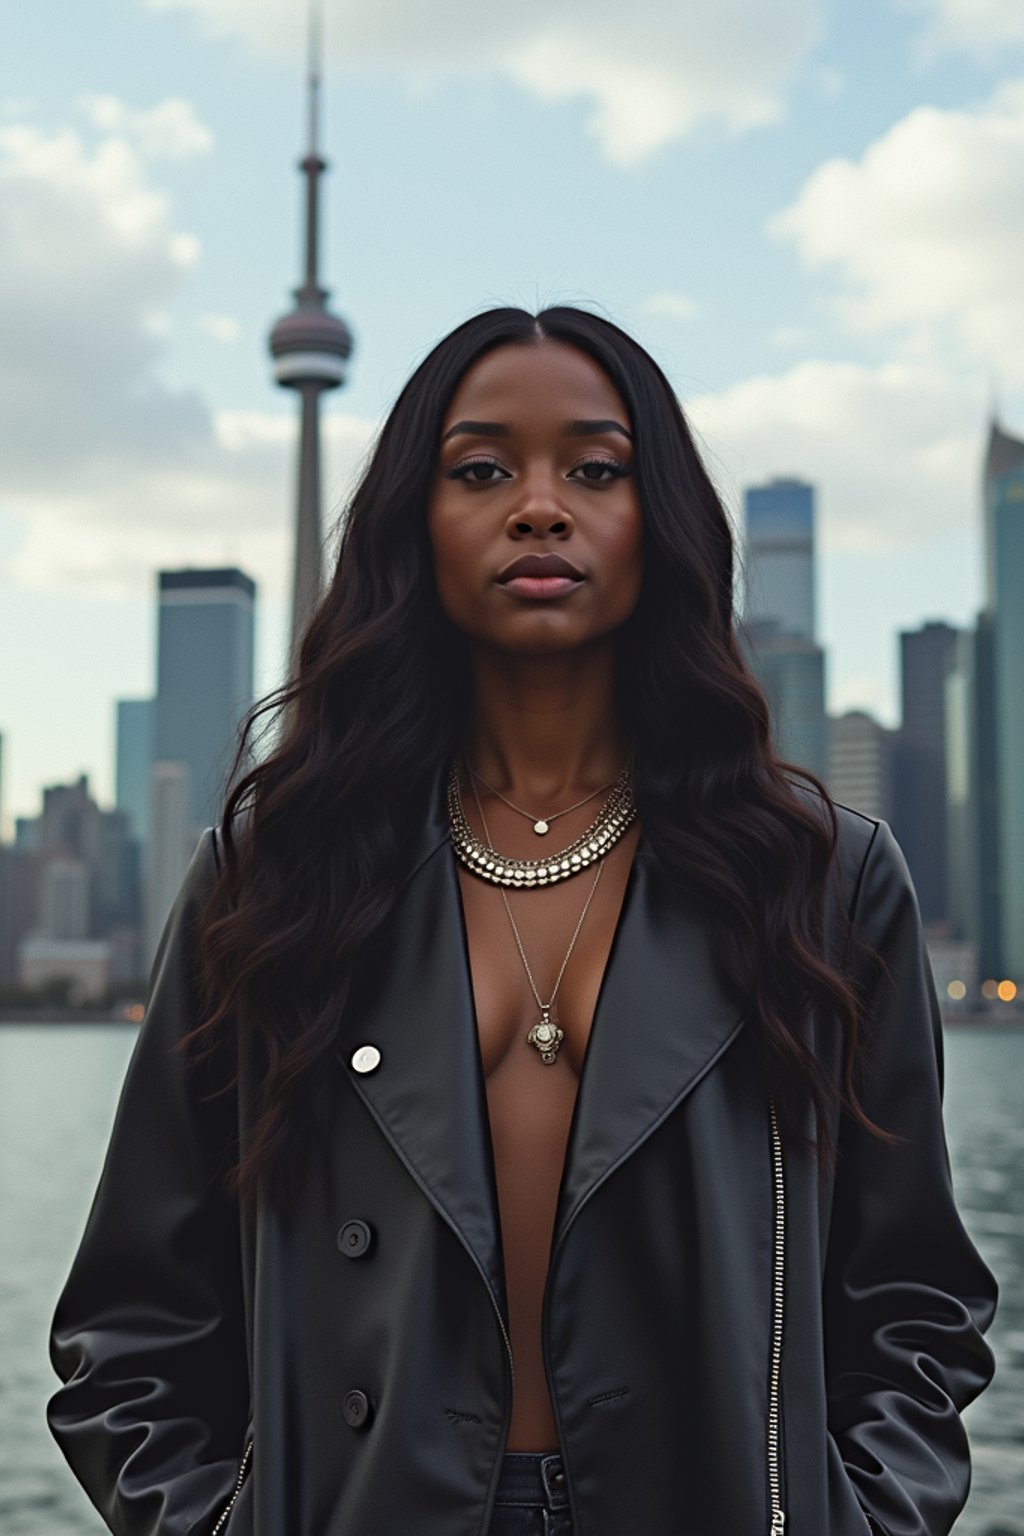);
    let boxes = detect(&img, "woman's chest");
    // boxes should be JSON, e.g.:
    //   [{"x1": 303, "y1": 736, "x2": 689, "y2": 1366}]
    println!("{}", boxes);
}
[{"x1": 454, "y1": 822, "x2": 643, "y2": 1080}]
